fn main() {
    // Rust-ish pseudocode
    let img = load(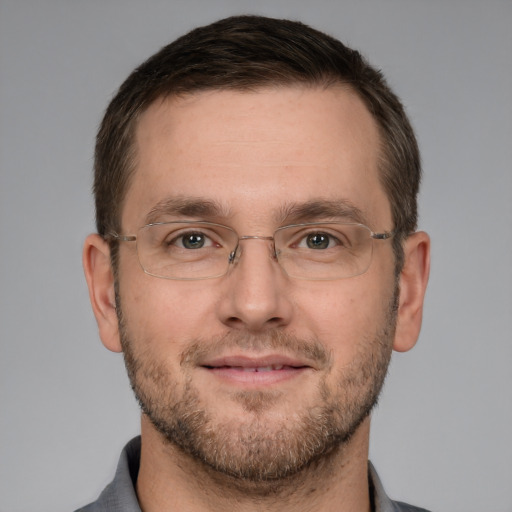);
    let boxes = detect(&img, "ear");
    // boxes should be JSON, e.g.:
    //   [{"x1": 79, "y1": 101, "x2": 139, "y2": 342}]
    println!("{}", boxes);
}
[
  {"x1": 83, "y1": 234, "x2": 122, "y2": 353},
  {"x1": 393, "y1": 231, "x2": 430, "y2": 352}
]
